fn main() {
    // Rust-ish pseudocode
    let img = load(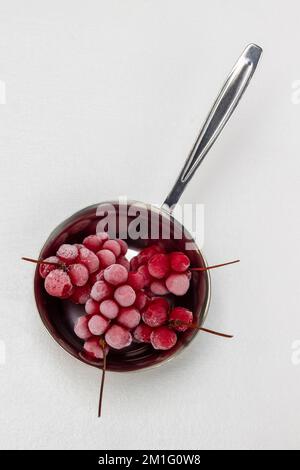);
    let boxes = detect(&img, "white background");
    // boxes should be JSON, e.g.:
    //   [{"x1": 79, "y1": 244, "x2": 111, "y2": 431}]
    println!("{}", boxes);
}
[{"x1": 0, "y1": 0, "x2": 299, "y2": 450}]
